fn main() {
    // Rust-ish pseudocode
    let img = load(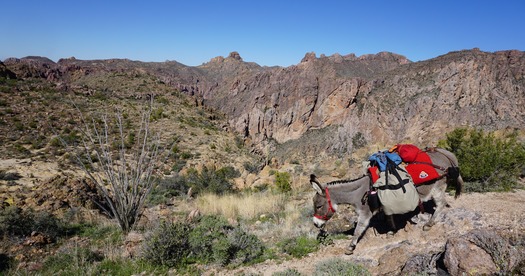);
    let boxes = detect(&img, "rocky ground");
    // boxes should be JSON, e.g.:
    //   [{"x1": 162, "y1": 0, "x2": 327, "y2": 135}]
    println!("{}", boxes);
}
[
  {"x1": 2, "y1": 156, "x2": 525, "y2": 275},
  {"x1": 218, "y1": 188, "x2": 525, "y2": 275}
]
